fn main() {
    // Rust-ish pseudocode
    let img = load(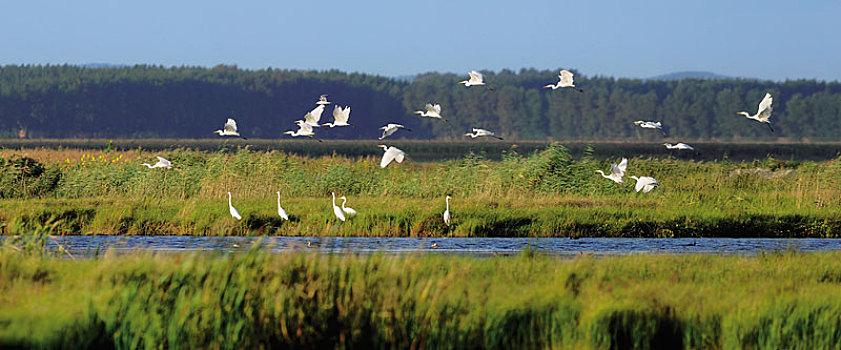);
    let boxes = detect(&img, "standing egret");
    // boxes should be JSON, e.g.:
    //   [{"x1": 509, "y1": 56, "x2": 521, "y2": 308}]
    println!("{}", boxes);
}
[
  {"x1": 340, "y1": 196, "x2": 357, "y2": 217},
  {"x1": 377, "y1": 145, "x2": 406, "y2": 168},
  {"x1": 331, "y1": 192, "x2": 346, "y2": 222},
  {"x1": 304, "y1": 105, "x2": 325, "y2": 127},
  {"x1": 633, "y1": 120, "x2": 667, "y2": 136},
  {"x1": 284, "y1": 120, "x2": 322, "y2": 141},
  {"x1": 596, "y1": 158, "x2": 628, "y2": 183},
  {"x1": 443, "y1": 195, "x2": 451, "y2": 227},
  {"x1": 213, "y1": 118, "x2": 247, "y2": 139},
  {"x1": 543, "y1": 70, "x2": 583, "y2": 92},
  {"x1": 227, "y1": 192, "x2": 242, "y2": 220},
  {"x1": 737, "y1": 93, "x2": 774, "y2": 133},
  {"x1": 322, "y1": 105, "x2": 354, "y2": 128},
  {"x1": 664, "y1": 143, "x2": 694, "y2": 150},
  {"x1": 316, "y1": 94, "x2": 331, "y2": 105},
  {"x1": 458, "y1": 70, "x2": 493, "y2": 90},
  {"x1": 630, "y1": 176, "x2": 659, "y2": 193},
  {"x1": 378, "y1": 123, "x2": 411, "y2": 140},
  {"x1": 141, "y1": 156, "x2": 172, "y2": 169},
  {"x1": 276, "y1": 191, "x2": 289, "y2": 220},
  {"x1": 464, "y1": 128, "x2": 504, "y2": 140}
]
